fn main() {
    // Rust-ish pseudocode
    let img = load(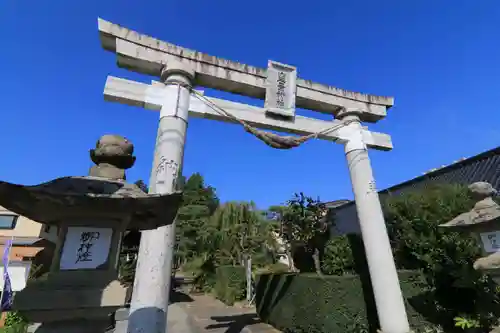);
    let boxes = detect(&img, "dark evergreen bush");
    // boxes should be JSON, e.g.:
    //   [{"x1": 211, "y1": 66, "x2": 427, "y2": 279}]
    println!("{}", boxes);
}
[{"x1": 255, "y1": 271, "x2": 435, "y2": 333}]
